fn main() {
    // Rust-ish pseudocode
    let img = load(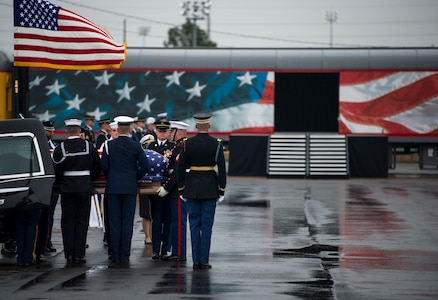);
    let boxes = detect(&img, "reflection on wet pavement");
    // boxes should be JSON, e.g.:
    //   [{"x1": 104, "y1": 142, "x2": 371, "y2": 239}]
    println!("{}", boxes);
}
[{"x1": 1, "y1": 177, "x2": 438, "y2": 299}]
